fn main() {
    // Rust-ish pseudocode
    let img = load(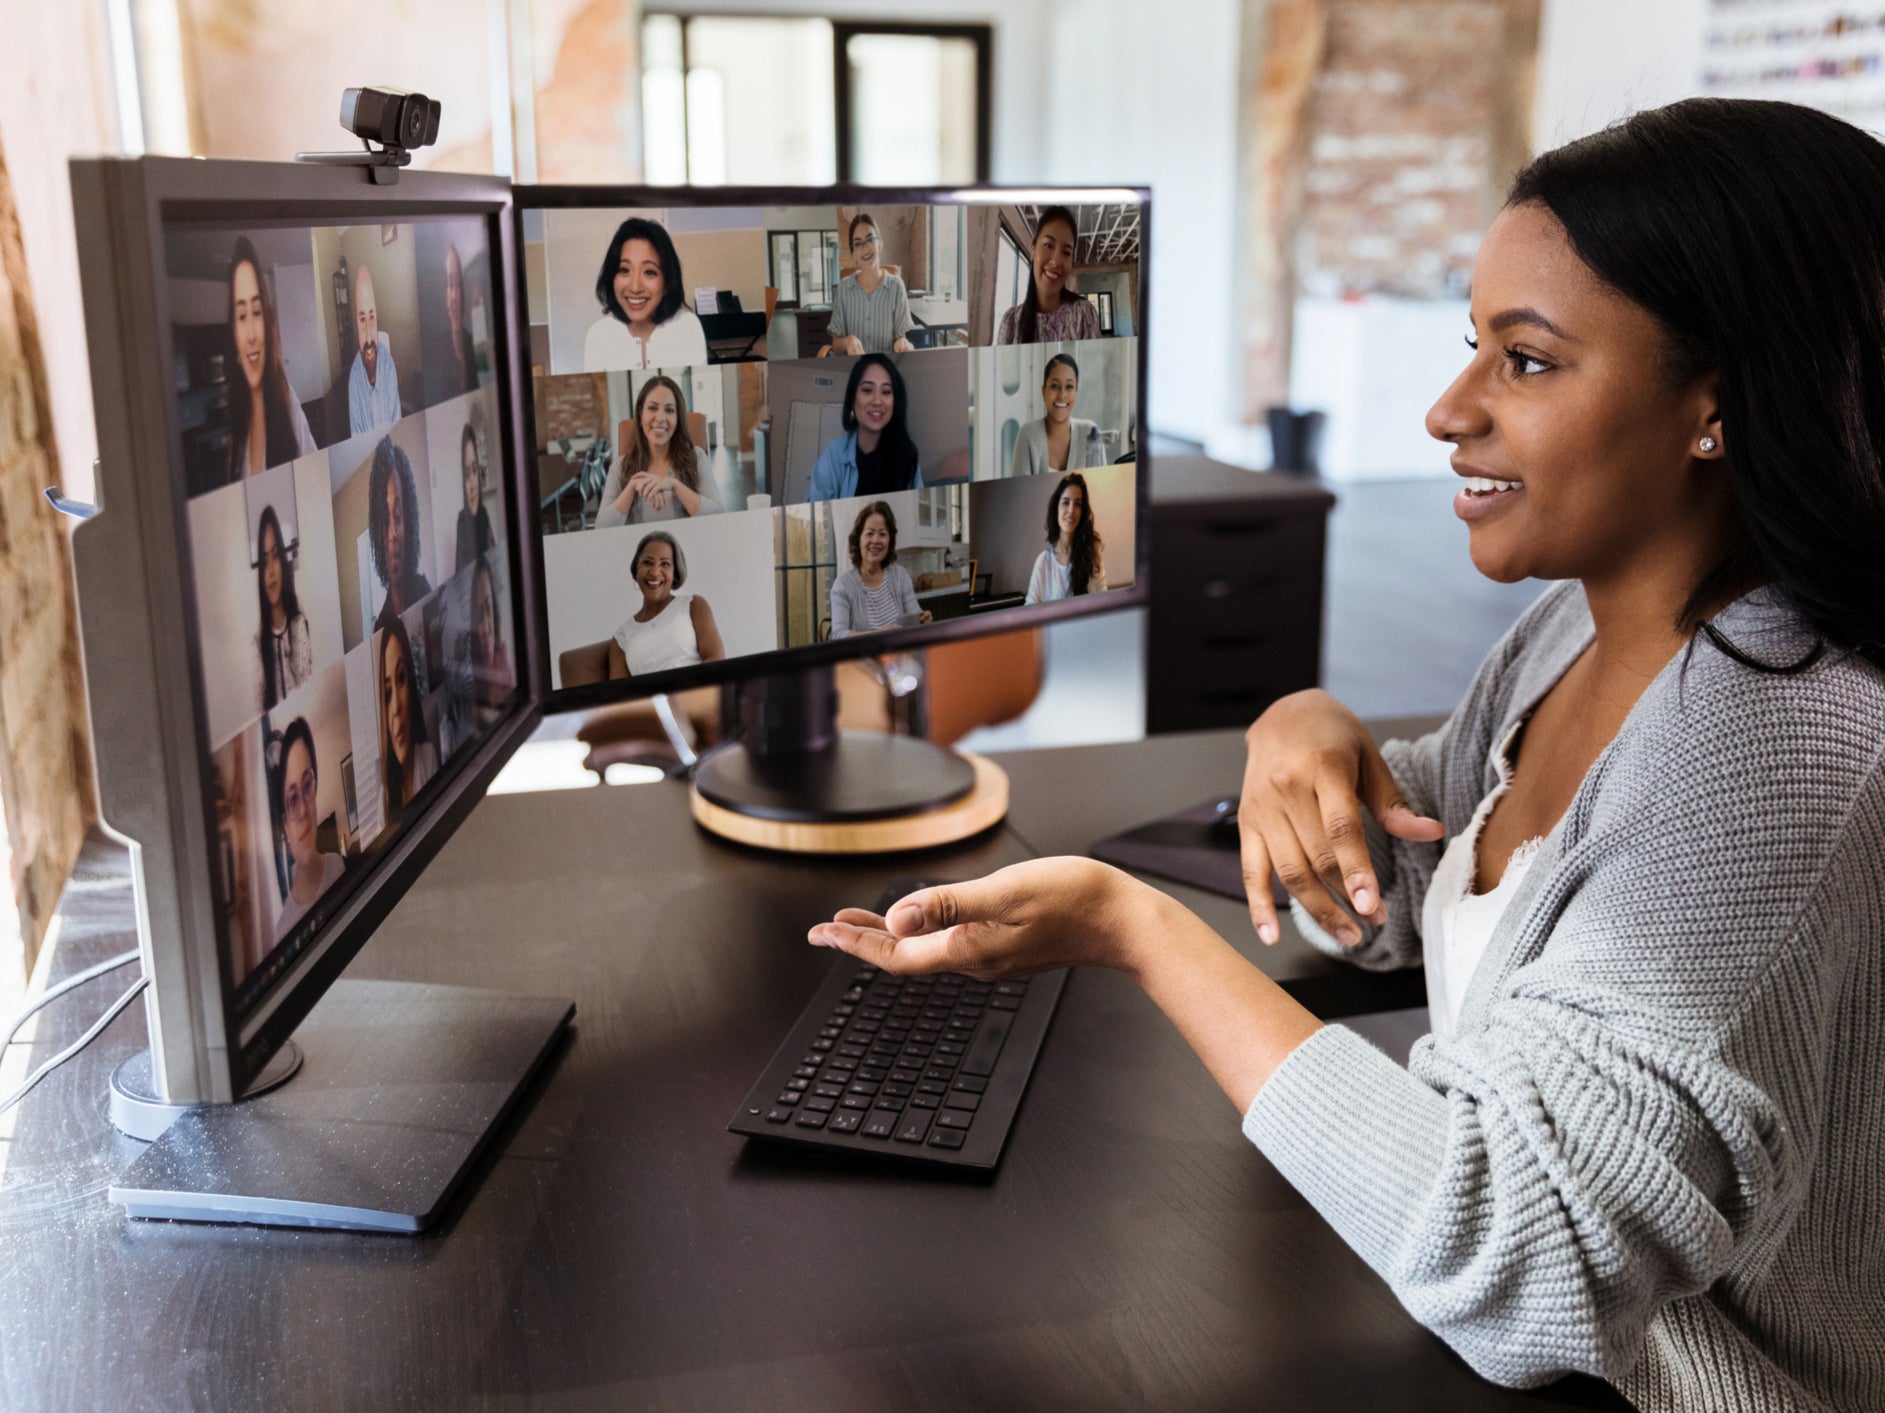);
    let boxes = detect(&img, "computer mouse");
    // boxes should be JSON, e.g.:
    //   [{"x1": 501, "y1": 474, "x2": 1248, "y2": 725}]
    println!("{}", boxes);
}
[{"x1": 1207, "y1": 795, "x2": 1240, "y2": 844}]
